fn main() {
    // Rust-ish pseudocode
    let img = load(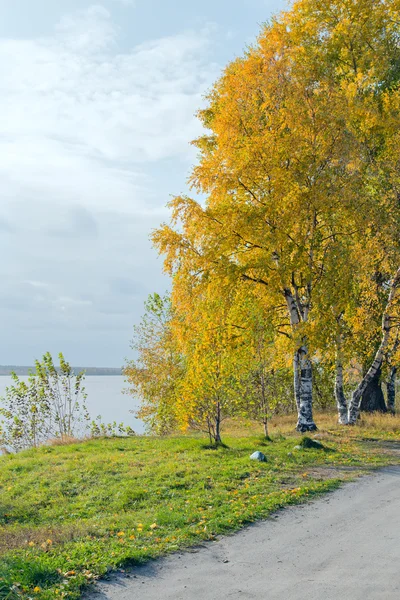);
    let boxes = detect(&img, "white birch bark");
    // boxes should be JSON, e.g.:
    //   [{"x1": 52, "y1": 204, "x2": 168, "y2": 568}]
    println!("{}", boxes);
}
[
  {"x1": 284, "y1": 288, "x2": 316, "y2": 431},
  {"x1": 284, "y1": 289, "x2": 301, "y2": 327},
  {"x1": 348, "y1": 267, "x2": 400, "y2": 424},
  {"x1": 295, "y1": 345, "x2": 317, "y2": 432},
  {"x1": 335, "y1": 359, "x2": 348, "y2": 424},
  {"x1": 335, "y1": 335, "x2": 348, "y2": 424},
  {"x1": 293, "y1": 350, "x2": 301, "y2": 411},
  {"x1": 285, "y1": 290, "x2": 301, "y2": 412}
]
